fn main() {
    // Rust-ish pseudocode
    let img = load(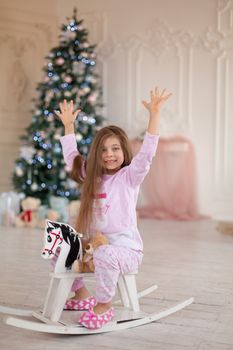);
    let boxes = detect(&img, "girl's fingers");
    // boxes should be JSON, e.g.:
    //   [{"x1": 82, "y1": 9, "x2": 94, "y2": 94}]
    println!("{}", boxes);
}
[
  {"x1": 160, "y1": 88, "x2": 166, "y2": 97},
  {"x1": 142, "y1": 100, "x2": 150, "y2": 109},
  {"x1": 69, "y1": 100, "x2": 74, "y2": 111},
  {"x1": 54, "y1": 110, "x2": 61, "y2": 118},
  {"x1": 59, "y1": 102, "x2": 63, "y2": 112},
  {"x1": 74, "y1": 109, "x2": 81, "y2": 119},
  {"x1": 163, "y1": 92, "x2": 172, "y2": 100},
  {"x1": 143, "y1": 88, "x2": 171, "y2": 111},
  {"x1": 63, "y1": 99, "x2": 67, "y2": 110}
]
